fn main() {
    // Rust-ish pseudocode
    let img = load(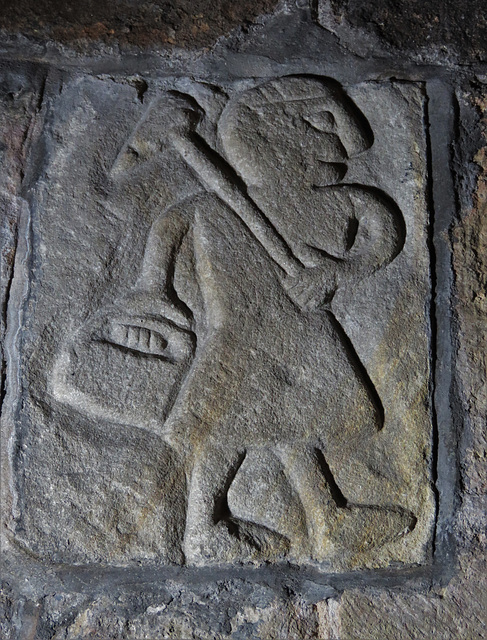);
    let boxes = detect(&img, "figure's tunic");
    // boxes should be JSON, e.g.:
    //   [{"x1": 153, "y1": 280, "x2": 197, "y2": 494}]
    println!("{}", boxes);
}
[{"x1": 163, "y1": 190, "x2": 385, "y2": 471}]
